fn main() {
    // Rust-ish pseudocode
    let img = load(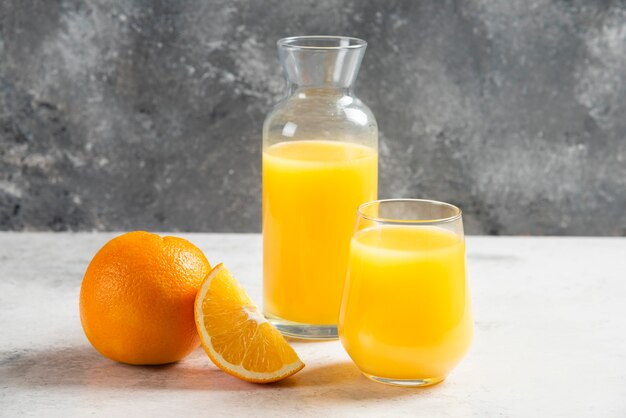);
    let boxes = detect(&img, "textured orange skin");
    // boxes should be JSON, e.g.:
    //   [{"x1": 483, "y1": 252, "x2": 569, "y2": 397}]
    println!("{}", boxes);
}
[{"x1": 79, "y1": 231, "x2": 211, "y2": 365}]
